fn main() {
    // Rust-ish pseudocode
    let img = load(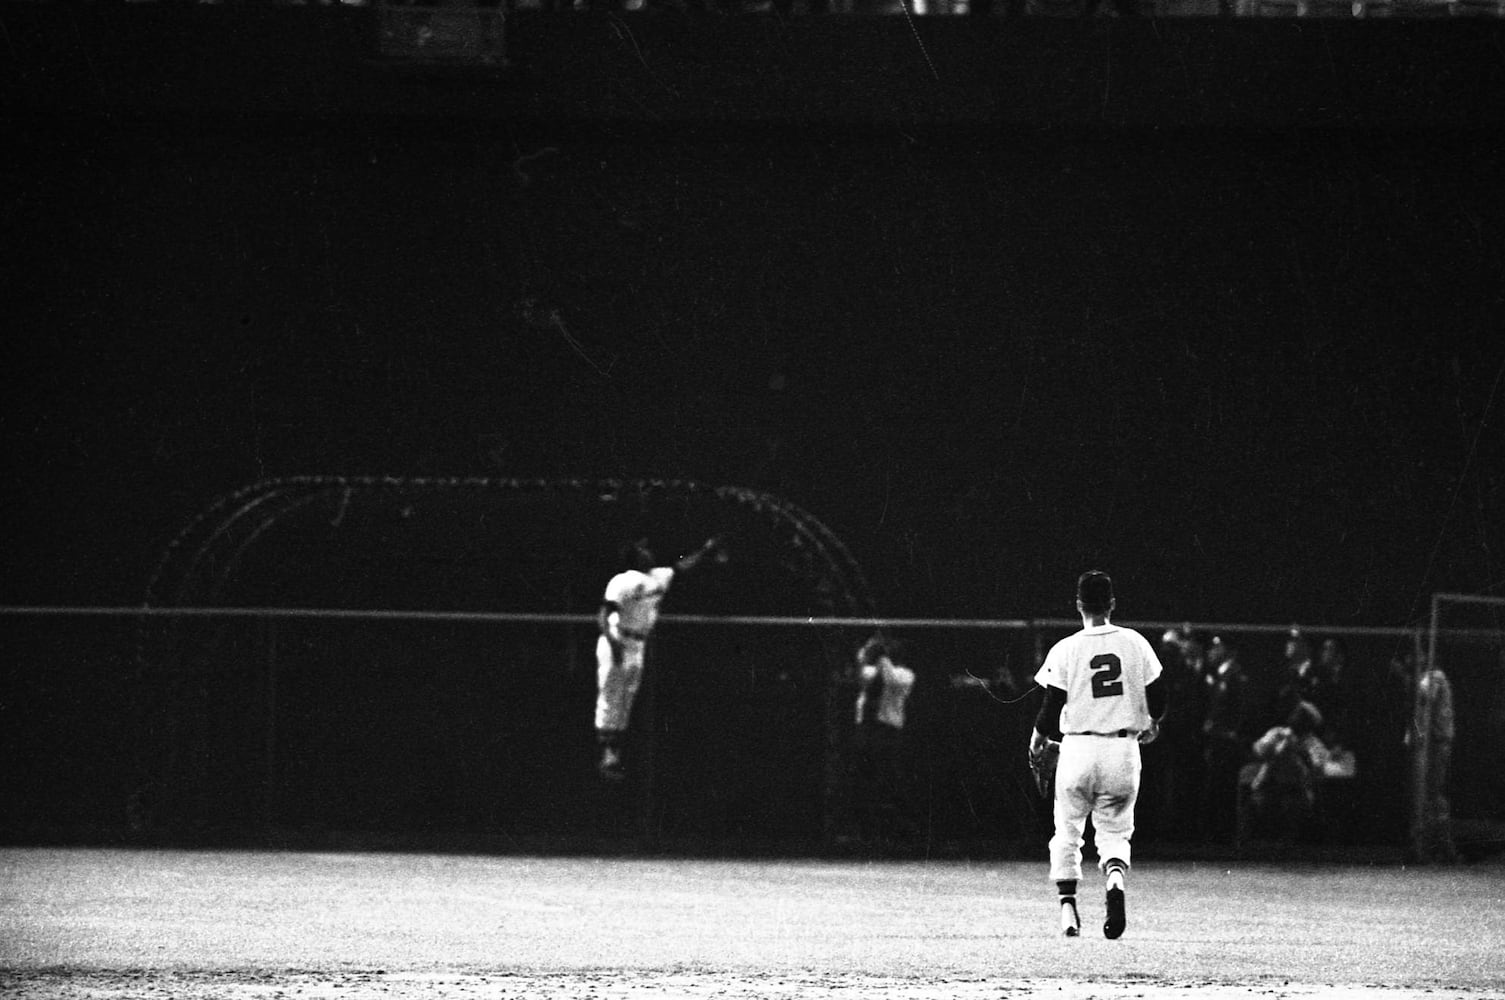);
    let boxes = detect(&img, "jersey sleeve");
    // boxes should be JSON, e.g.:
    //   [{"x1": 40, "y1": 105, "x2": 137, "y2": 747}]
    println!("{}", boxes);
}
[
  {"x1": 602, "y1": 572, "x2": 629, "y2": 604},
  {"x1": 1138, "y1": 631, "x2": 1164, "y2": 685},
  {"x1": 1033, "y1": 641, "x2": 1067, "y2": 691}
]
